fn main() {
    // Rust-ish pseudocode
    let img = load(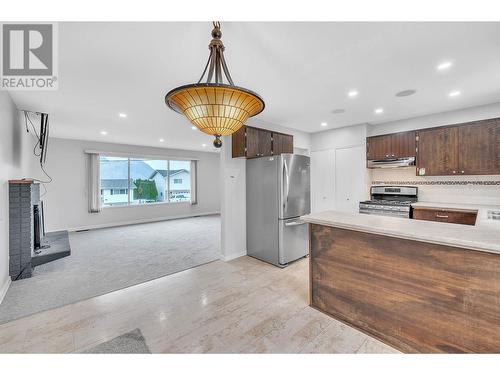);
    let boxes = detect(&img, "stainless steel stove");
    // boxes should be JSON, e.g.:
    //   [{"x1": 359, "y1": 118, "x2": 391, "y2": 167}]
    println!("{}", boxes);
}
[{"x1": 359, "y1": 186, "x2": 418, "y2": 218}]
